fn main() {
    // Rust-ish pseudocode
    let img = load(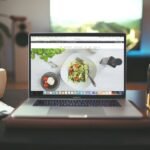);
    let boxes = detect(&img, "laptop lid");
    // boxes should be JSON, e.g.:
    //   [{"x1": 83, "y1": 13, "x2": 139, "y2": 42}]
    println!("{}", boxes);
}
[{"x1": 29, "y1": 33, "x2": 126, "y2": 99}]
